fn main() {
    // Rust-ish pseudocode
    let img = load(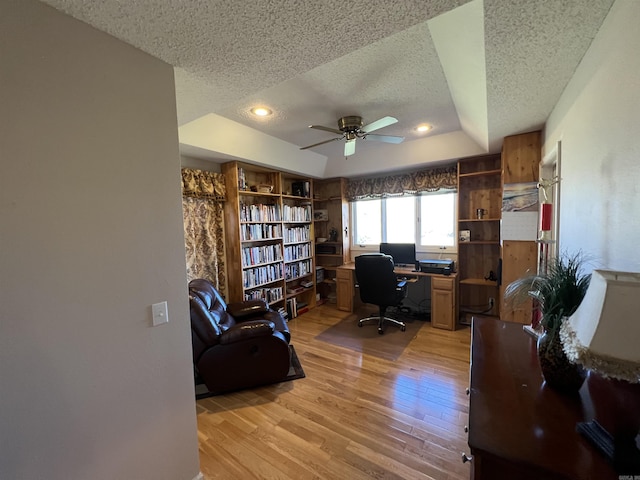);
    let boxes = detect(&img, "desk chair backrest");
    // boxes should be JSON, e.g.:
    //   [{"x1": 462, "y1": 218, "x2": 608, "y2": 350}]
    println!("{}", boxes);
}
[{"x1": 355, "y1": 253, "x2": 403, "y2": 307}]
